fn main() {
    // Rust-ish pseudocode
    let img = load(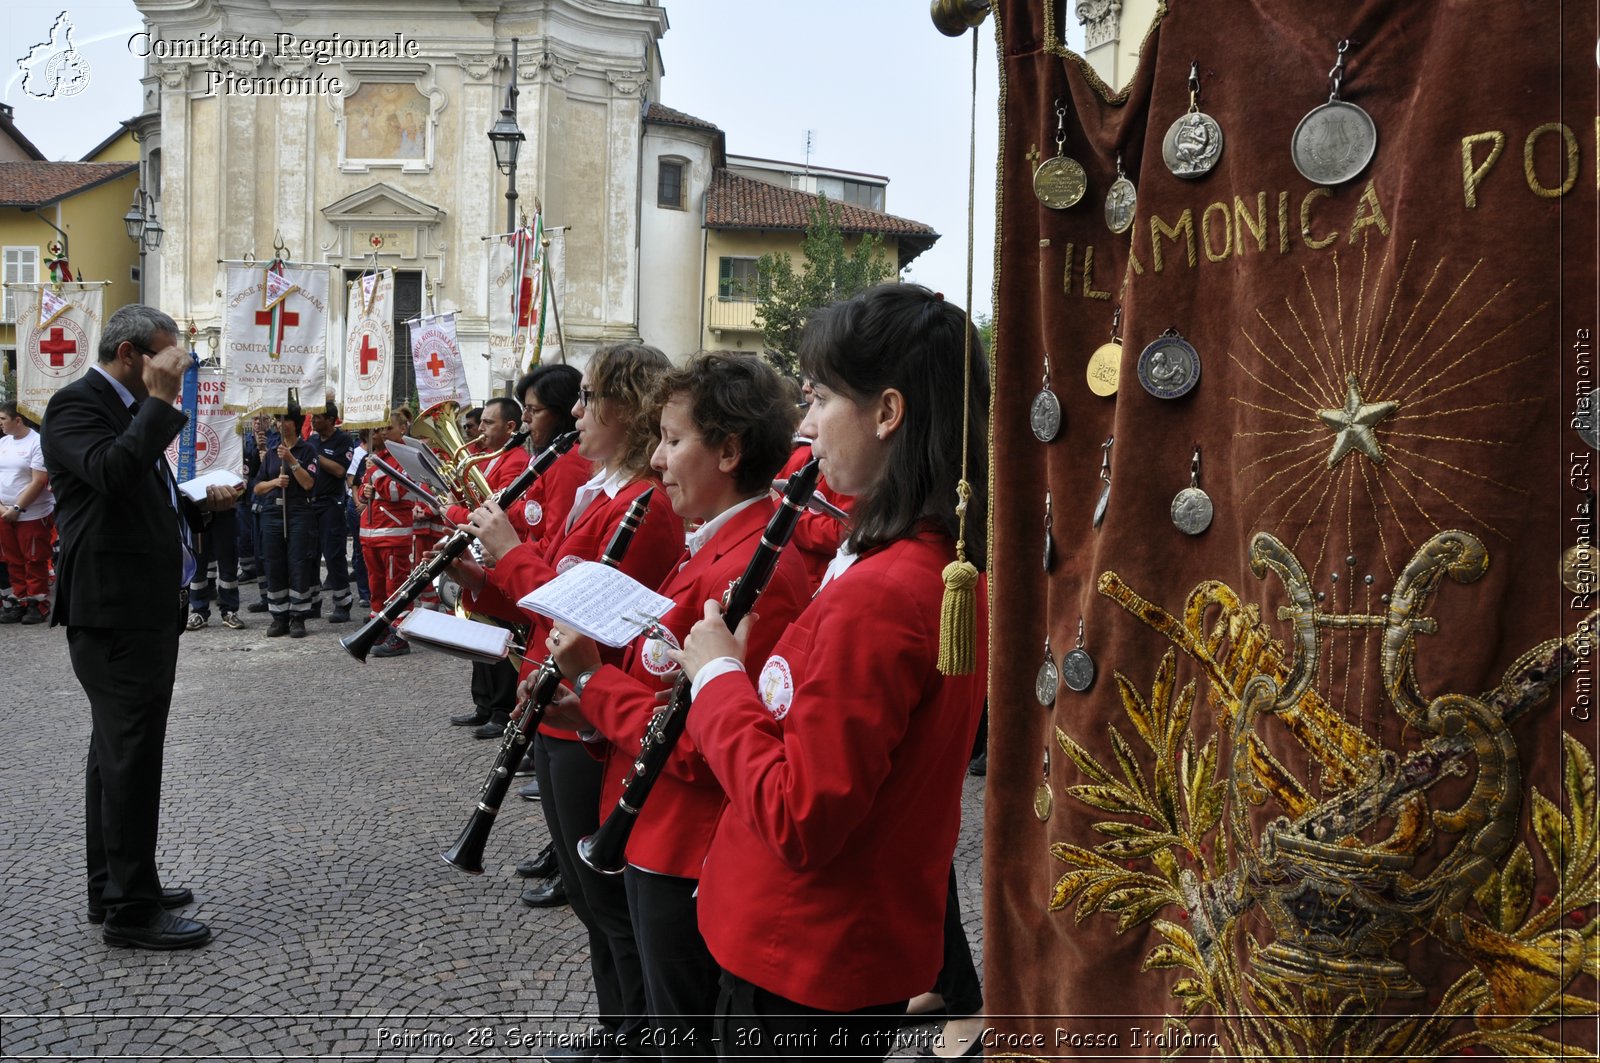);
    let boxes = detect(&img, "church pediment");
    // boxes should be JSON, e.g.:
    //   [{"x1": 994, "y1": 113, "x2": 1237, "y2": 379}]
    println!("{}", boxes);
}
[{"x1": 322, "y1": 183, "x2": 444, "y2": 225}]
